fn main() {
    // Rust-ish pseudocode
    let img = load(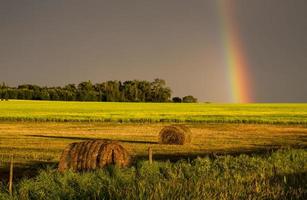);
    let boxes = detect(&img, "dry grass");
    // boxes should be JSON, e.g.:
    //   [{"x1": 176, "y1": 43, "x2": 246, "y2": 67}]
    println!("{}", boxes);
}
[
  {"x1": 0, "y1": 121, "x2": 305, "y2": 181},
  {"x1": 0, "y1": 122, "x2": 306, "y2": 167}
]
